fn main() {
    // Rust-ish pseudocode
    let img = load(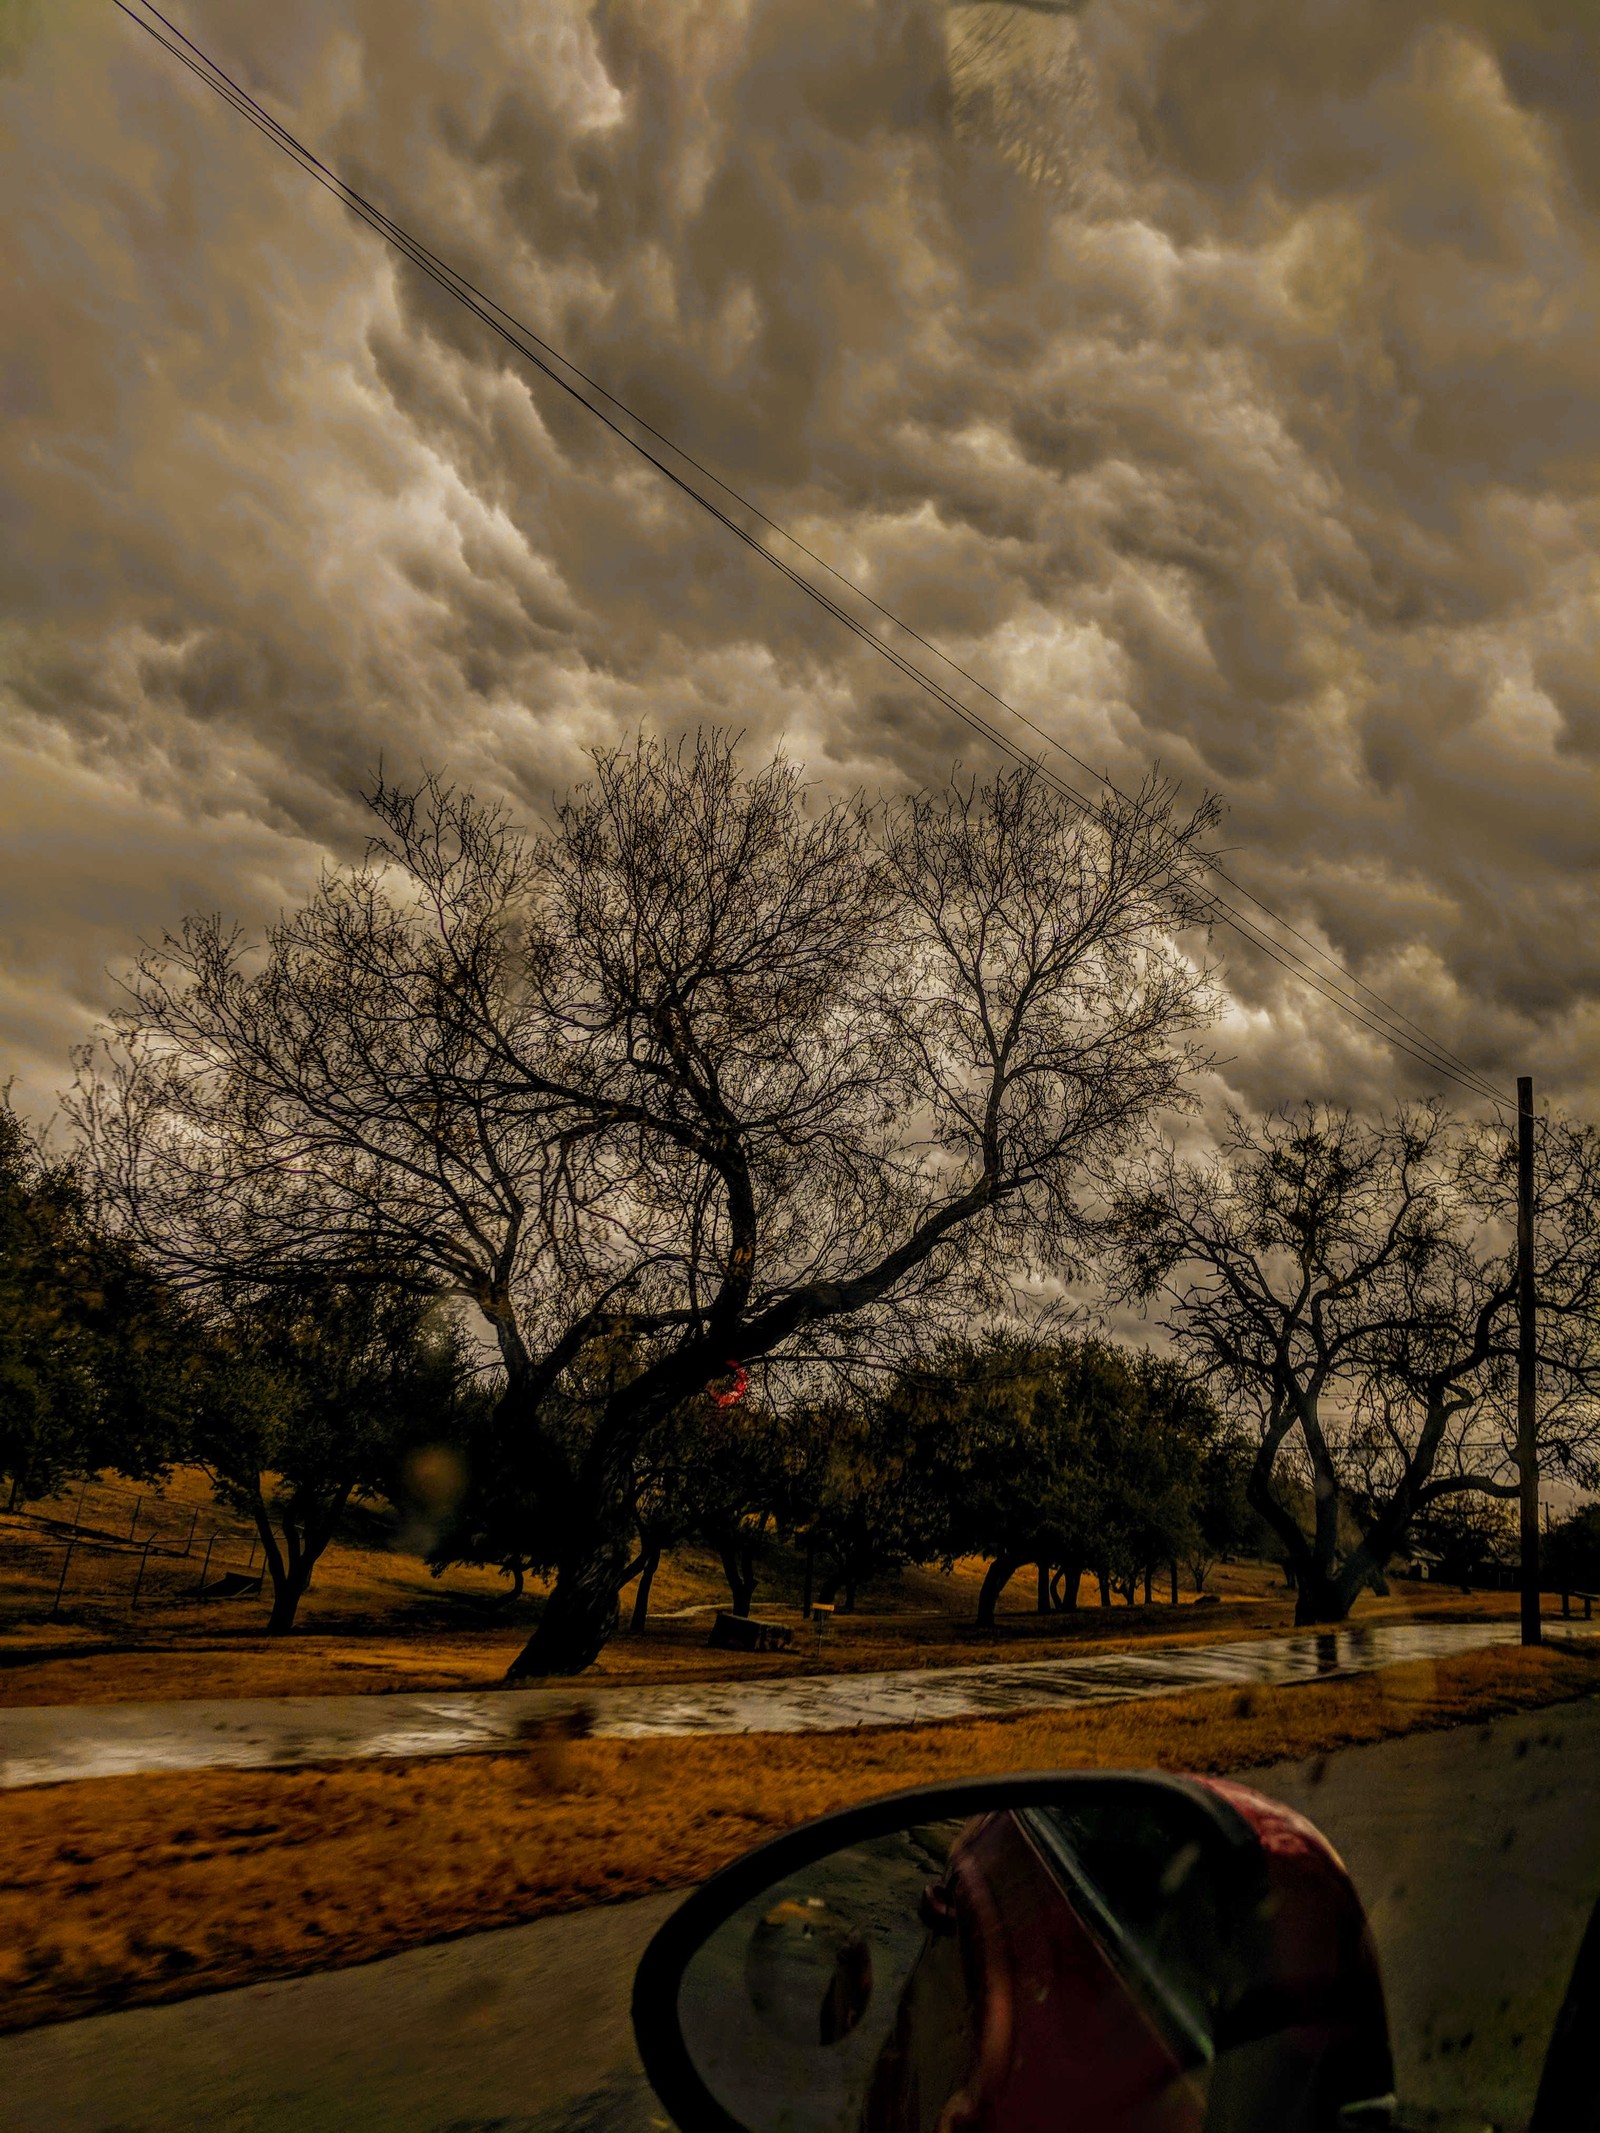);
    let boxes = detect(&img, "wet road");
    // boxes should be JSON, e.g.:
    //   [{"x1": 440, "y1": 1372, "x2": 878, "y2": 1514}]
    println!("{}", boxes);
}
[
  {"x1": 0, "y1": 1890, "x2": 678, "y2": 2133},
  {"x1": 4, "y1": 1617, "x2": 1594, "y2": 1788},
  {"x1": 1, "y1": 1695, "x2": 1594, "y2": 2132}
]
